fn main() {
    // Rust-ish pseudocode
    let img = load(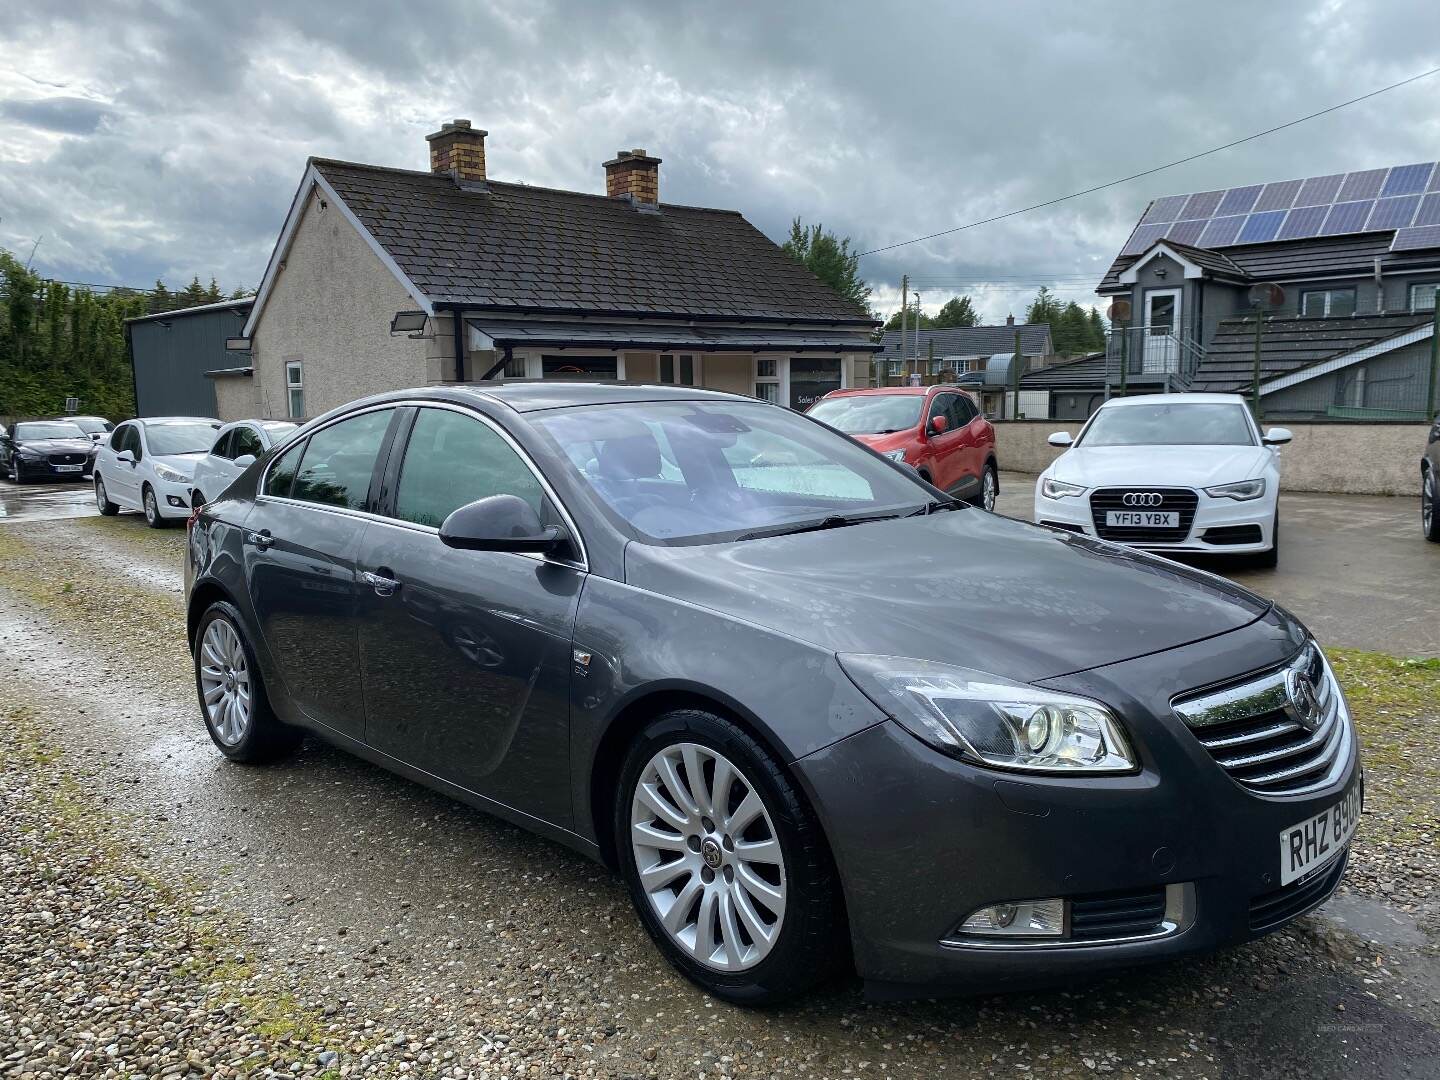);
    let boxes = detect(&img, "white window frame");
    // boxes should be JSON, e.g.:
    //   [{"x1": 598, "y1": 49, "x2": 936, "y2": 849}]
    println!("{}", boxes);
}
[
  {"x1": 753, "y1": 356, "x2": 782, "y2": 404},
  {"x1": 1409, "y1": 282, "x2": 1440, "y2": 312},
  {"x1": 285, "y1": 360, "x2": 304, "y2": 419},
  {"x1": 1300, "y1": 287, "x2": 1357, "y2": 318}
]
